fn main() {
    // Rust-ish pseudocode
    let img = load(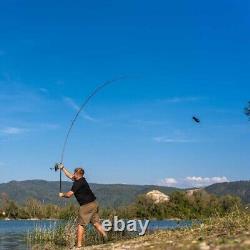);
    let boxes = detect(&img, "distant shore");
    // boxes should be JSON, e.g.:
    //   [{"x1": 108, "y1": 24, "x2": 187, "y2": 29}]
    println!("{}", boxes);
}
[{"x1": 0, "y1": 217, "x2": 59, "y2": 221}]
